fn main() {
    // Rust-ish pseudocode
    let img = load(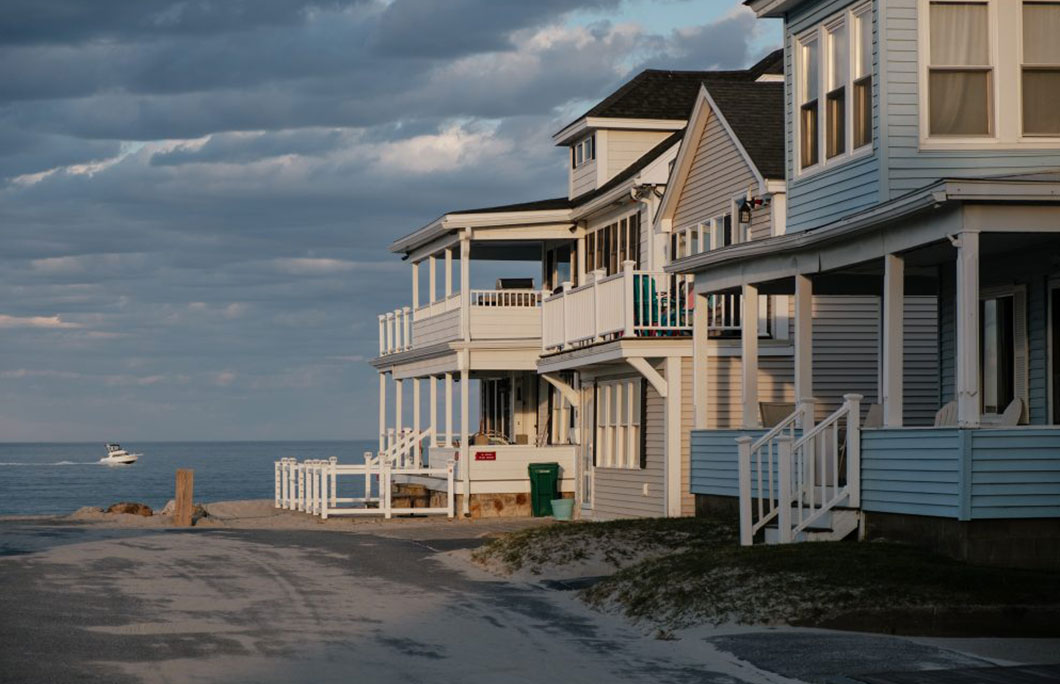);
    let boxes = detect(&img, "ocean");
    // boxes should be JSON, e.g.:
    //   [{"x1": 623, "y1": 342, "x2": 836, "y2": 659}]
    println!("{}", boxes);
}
[{"x1": 0, "y1": 441, "x2": 374, "y2": 516}]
